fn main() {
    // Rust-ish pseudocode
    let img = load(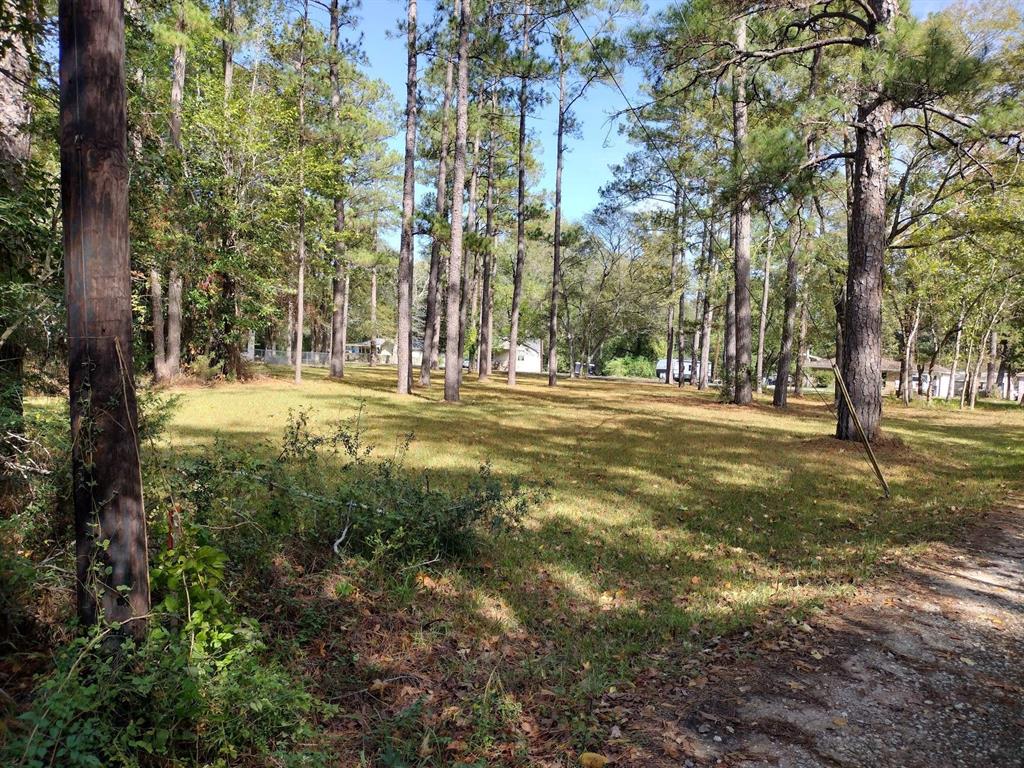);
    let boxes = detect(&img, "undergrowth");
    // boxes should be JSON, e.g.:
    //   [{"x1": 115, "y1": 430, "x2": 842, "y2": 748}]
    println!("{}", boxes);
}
[{"x1": 2, "y1": 399, "x2": 532, "y2": 767}]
